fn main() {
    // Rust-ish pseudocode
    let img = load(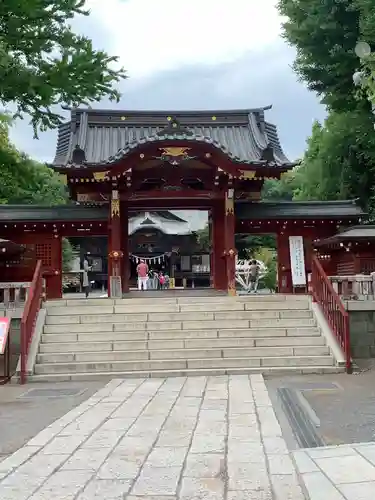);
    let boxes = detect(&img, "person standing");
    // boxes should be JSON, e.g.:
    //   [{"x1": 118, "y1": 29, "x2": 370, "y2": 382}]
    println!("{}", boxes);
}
[
  {"x1": 136, "y1": 259, "x2": 149, "y2": 291},
  {"x1": 82, "y1": 255, "x2": 92, "y2": 298},
  {"x1": 249, "y1": 259, "x2": 260, "y2": 293}
]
